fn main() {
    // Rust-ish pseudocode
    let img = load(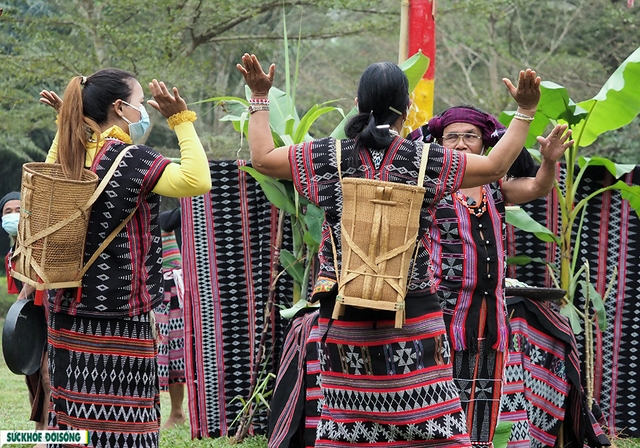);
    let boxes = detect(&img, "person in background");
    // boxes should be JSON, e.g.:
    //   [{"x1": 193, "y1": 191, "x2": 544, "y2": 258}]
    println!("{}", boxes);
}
[
  {"x1": 2, "y1": 191, "x2": 21, "y2": 293},
  {"x1": 2, "y1": 191, "x2": 51, "y2": 445},
  {"x1": 422, "y1": 105, "x2": 572, "y2": 447},
  {"x1": 156, "y1": 207, "x2": 187, "y2": 429},
  {"x1": 34, "y1": 68, "x2": 211, "y2": 447},
  {"x1": 236, "y1": 53, "x2": 567, "y2": 447}
]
